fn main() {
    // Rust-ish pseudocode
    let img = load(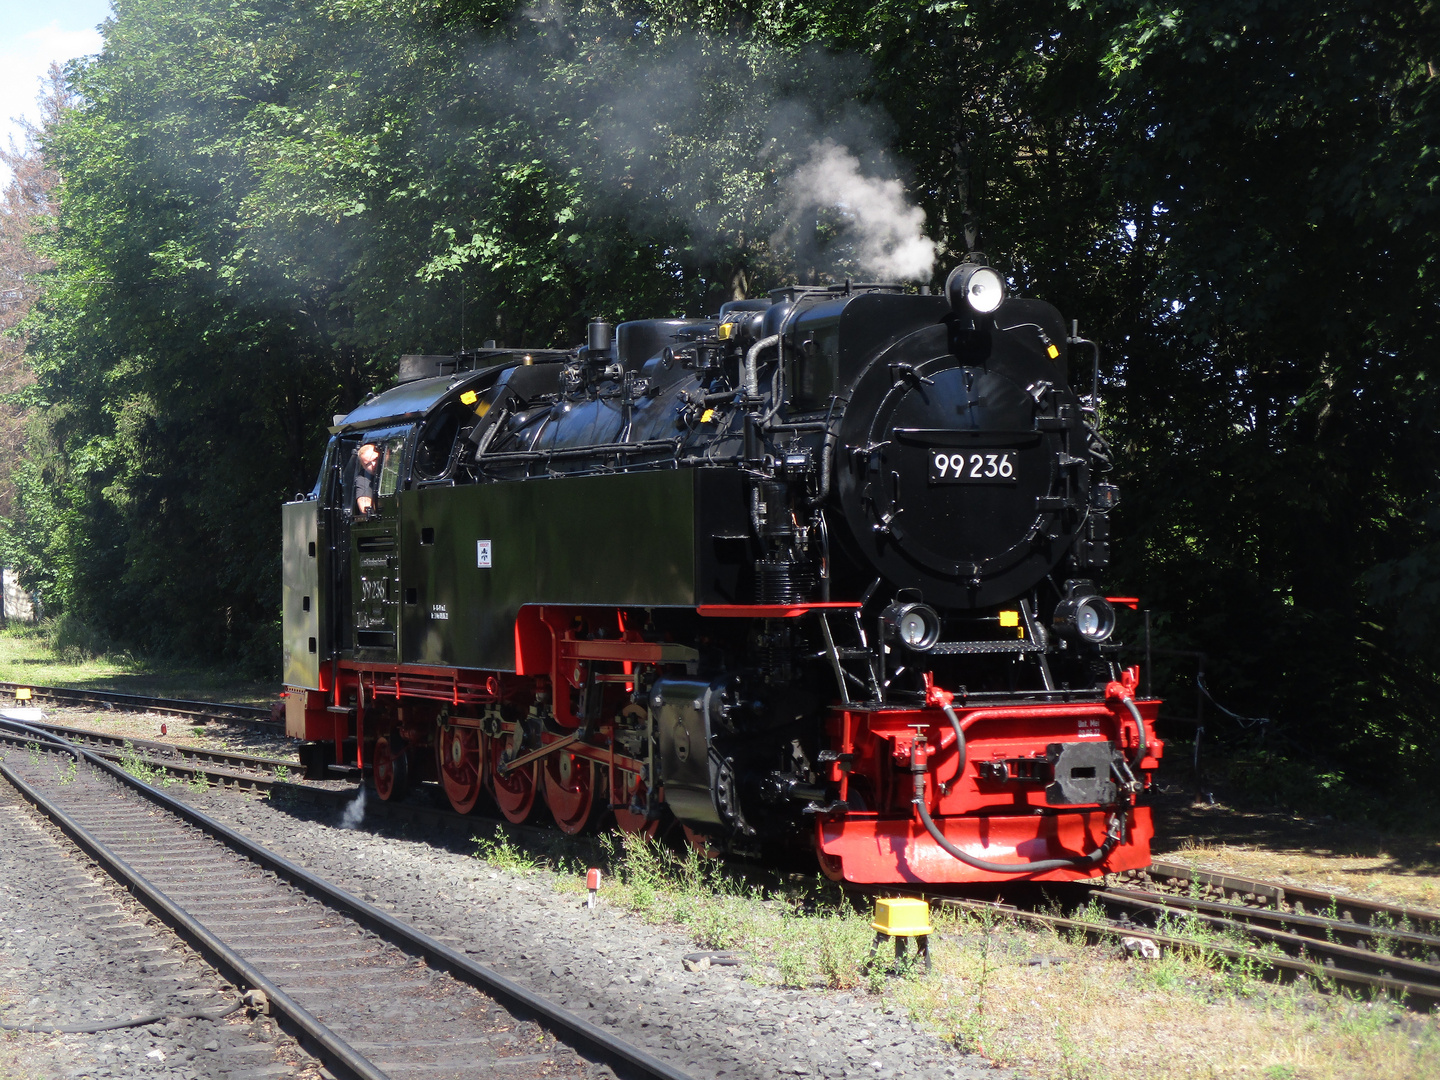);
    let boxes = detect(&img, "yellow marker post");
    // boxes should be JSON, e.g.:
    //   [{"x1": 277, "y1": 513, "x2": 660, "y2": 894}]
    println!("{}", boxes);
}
[
  {"x1": 15, "y1": 688, "x2": 32, "y2": 701},
  {"x1": 868, "y1": 897, "x2": 933, "y2": 973}
]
